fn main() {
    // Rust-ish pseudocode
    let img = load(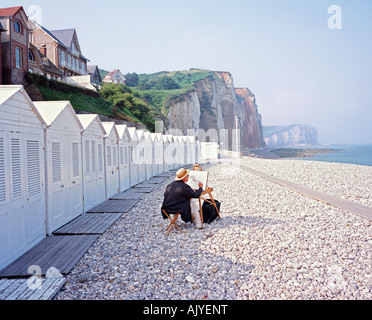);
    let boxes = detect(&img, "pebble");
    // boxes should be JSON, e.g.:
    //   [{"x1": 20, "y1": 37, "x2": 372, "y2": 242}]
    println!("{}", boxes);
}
[{"x1": 55, "y1": 159, "x2": 372, "y2": 300}]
